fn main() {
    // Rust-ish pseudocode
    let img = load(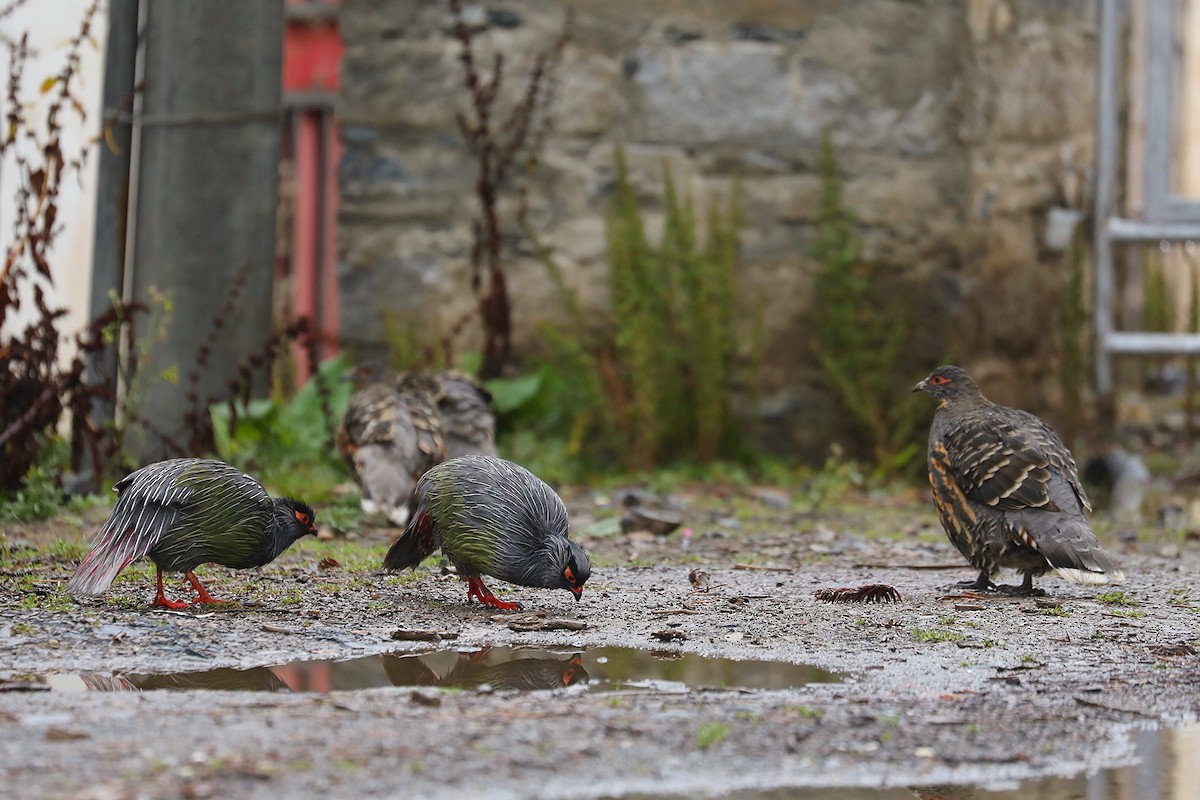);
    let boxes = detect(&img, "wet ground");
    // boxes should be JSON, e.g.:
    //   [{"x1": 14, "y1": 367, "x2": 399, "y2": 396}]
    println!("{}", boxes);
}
[{"x1": 2, "y1": 484, "x2": 1199, "y2": 798}]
